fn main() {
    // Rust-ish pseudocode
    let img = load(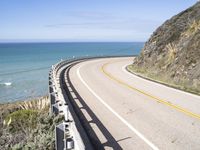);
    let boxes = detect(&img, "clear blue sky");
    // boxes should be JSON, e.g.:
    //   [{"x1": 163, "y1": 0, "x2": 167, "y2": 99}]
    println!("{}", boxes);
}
[{"x1": 0, "y1": 0, "x2": 197, "y2": 42}]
